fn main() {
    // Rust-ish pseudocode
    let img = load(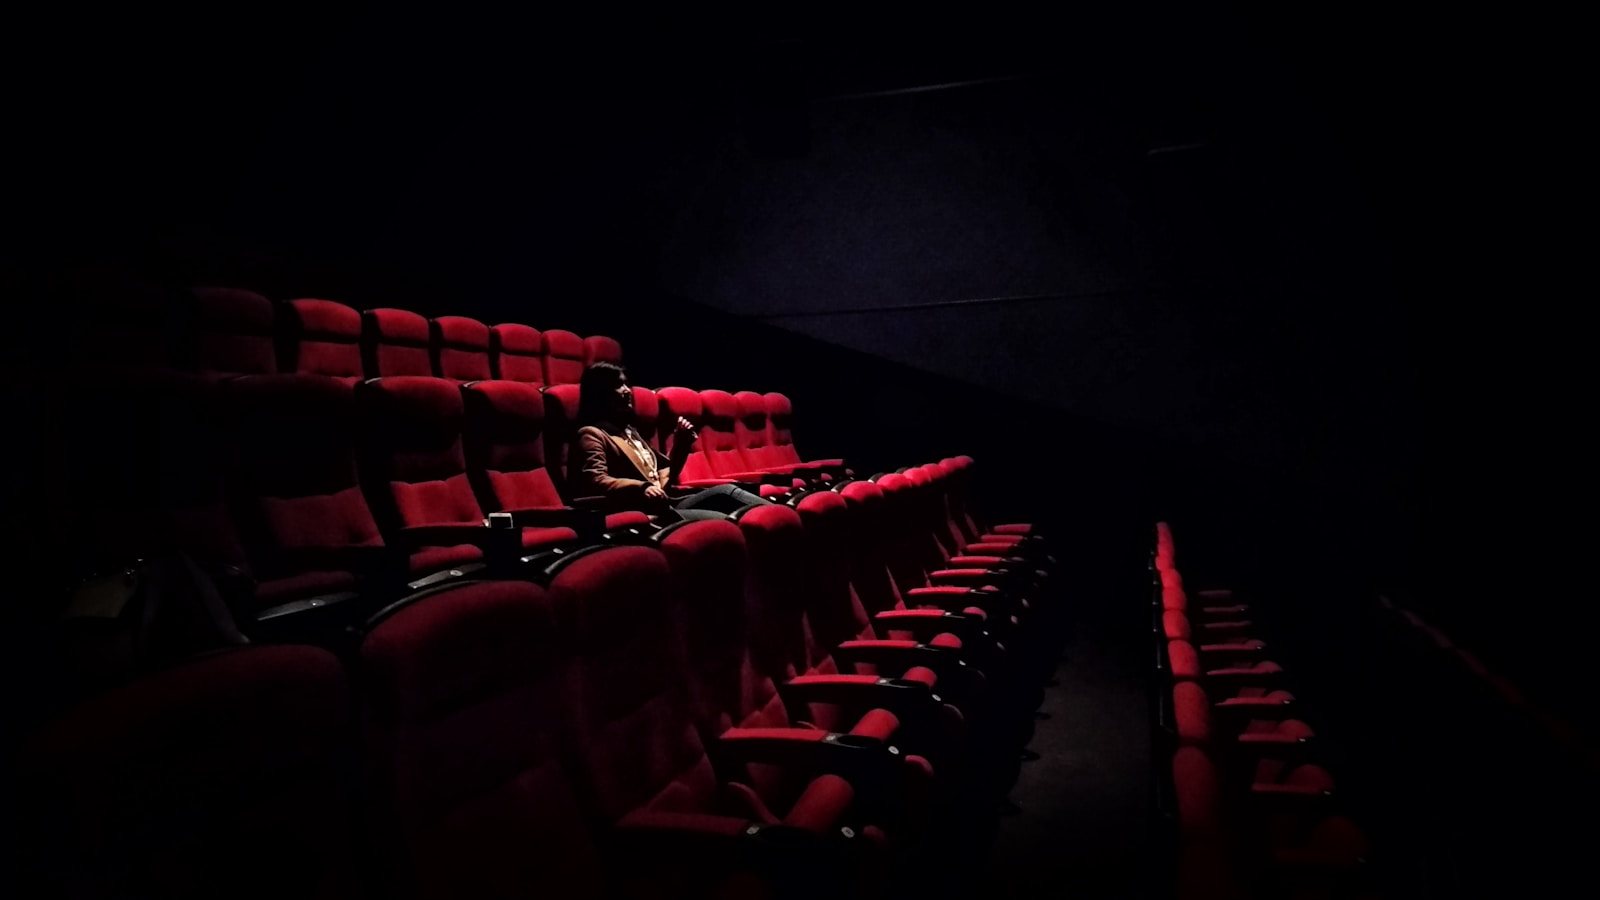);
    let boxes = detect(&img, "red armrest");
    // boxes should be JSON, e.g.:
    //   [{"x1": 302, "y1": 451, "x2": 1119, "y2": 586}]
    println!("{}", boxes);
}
[
  {"x1": 777, "y1": 674, "x2": 951, "y2": 731},
  {"x1": 833, "y1": 639, "x2": 980, "y2": 690}
]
